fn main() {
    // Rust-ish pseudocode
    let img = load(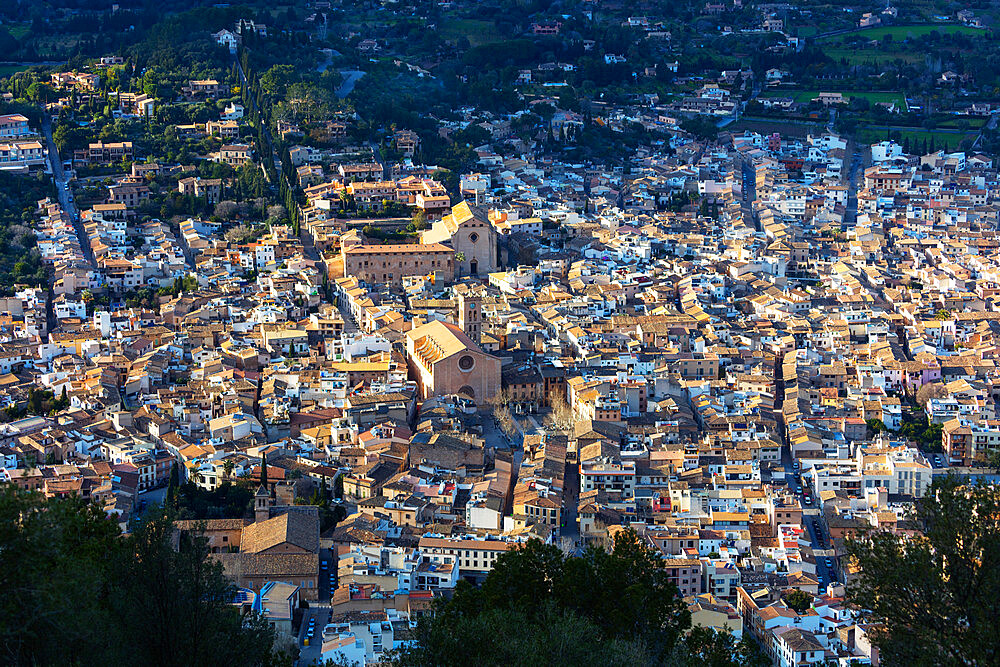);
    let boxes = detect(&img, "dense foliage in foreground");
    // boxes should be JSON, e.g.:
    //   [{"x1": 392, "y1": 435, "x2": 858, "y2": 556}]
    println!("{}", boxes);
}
[
  {"x1": 0, "y1": 486, "x2": 281, "y2": 667},
  {"x1": 392, "y1": 529, "x2": 767, "y2": 667},
  {"x1": 848, "y1": 477, "x2": 1000, "y2": 666}
]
